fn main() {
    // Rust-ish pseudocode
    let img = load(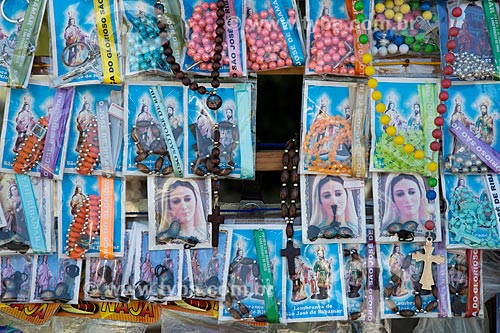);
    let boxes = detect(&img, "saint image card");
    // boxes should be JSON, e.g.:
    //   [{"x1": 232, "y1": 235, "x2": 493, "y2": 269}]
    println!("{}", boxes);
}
[
  {"x1": 343, "y1": 243, "x2": 366, "y2": 320},
  {"x1": 284, "y1": 229, "x2": 347, "y2": 323},
  {"x1": 301, "y1": 174, "x2": 366, "y2": 244},
  {"x1": 186, "y1": 82, "x2": 255, "y2": 180},
  {"x1": 64, "y1": 84, "x2": 124, "y2": 176},
  {"x1": 48, "y1": 0, "x2": 122, "y2": 87},
  {"x1": 85, "y1": 258, "x2": 124, "y2": 302},
  {"x1": 219, "y1": 224, "x2": 284, "y2": 322},
  {"x1": 58, "y1": 174, "x2": 125, "y2": 258},
  {"x1": 190, "y1": 230, "x2": 228, "y2": 300},
  {"x1": 124, "y1": 82, "x2": 185, "y2": 177},
  {"x1": 378, "y1": 242, "x2": 450, "y2": 319},
  {"x1": 148, "y1": 176, "x2": 211, "y2": 249},
  {"x1": 133, "y1": 231, "x2": 183, "y2": 302},
  {"x1": 0, "y1": 255, "x2": 33, "y2": 303},
  {"x1": 442, "y1": 82, "x2": 500, "y2": 174},
  {"x1": 442, "y1": 174, "x2": 500, "y2": 249},
  {"x1": 447, "y1": 249, "x2": 483, "y2": 318},
  {"x1": 370, "y1": 78, "x2": 439, "y2": 175},
  {"x1": 0, "y1": 173, "x2": 53, "y2": 254},
  {"x1": 0, "y1": 0, "x2": 47, "y2": 88},
  {"x1": 373, "y1": 172, "x2": 441, "y2": 243},
  {"x1": 300, "y1": 80, "x2": 357, "y2": 176},
  {"x1": 30, "y1": 254, "x2": 82, "y2": 304},
  {"x1": 0, "y1": 82, "x2": 71, "y2": 179}
]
